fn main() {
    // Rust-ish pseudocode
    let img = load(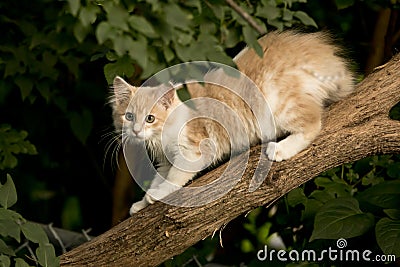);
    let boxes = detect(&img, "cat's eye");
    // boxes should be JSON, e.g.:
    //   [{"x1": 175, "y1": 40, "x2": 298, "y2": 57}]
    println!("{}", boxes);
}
[
  {"x1": 125, "y1": 112, "x2": 135, "y2": 121},
  {"x1": 145, "y1": 114, "x2": 155, "y2": 123}
]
